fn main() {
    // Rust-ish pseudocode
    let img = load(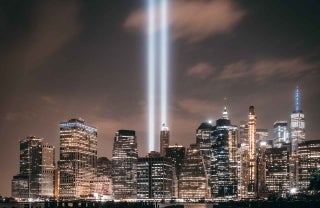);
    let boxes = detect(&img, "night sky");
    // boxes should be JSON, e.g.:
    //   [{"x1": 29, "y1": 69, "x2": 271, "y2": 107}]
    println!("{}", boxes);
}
[{"x1": 1, "y1": 0, "x2": 320, "y2": 196}]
